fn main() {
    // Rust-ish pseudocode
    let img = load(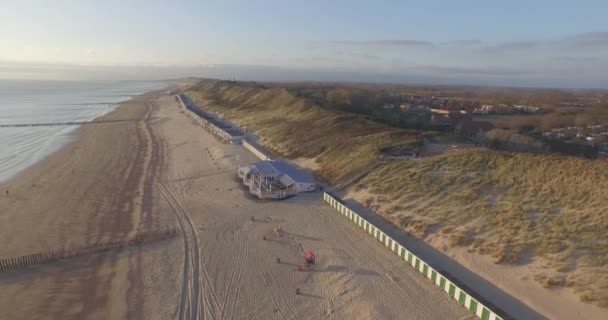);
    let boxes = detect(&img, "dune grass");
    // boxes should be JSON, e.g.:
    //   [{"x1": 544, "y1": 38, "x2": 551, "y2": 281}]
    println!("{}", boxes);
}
[
  {"x1": 186, "y1": 79, "x2": 608, "y2": 307},
  {"x1": 357, "y1": 149, "x2": 608, "y2": 306},
  {"x1": 187, "y1": 80, "x2": 421, "y2": 182}
]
